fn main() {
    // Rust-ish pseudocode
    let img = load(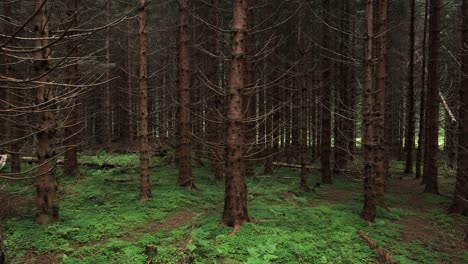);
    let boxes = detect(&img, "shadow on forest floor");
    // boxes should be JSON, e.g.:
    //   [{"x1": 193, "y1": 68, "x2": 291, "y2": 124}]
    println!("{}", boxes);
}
[{"x1": 0, "y1": 154, "x2": 467, "y2": 264}]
